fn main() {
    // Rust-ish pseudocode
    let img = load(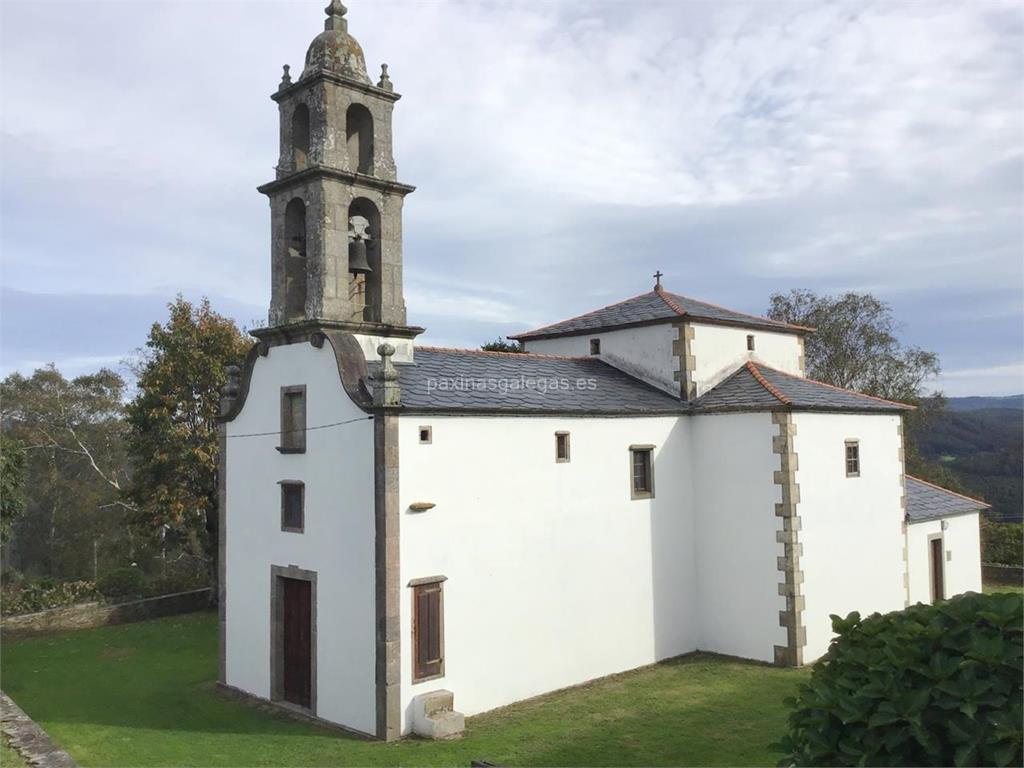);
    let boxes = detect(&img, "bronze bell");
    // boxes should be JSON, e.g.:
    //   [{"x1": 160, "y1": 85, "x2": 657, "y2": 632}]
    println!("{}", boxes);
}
[{"x1": 348, "y1": 238, "x2": 372, "y2": 274}]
